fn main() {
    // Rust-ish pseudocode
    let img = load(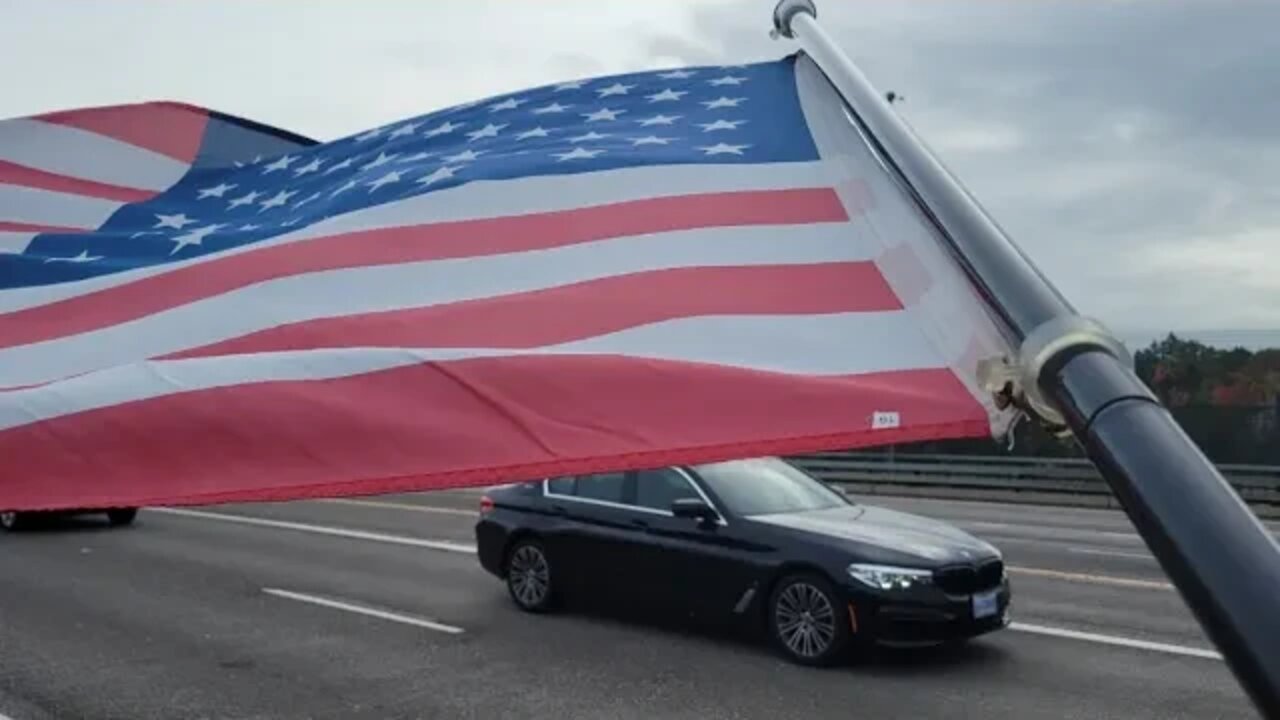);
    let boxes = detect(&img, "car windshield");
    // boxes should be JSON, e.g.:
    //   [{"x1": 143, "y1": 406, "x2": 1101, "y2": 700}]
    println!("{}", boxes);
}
[{"x1": 692, "y1": 457, "x2": 848, "y2": 517}]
